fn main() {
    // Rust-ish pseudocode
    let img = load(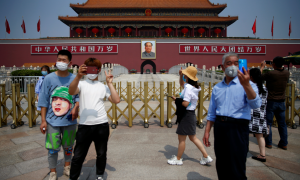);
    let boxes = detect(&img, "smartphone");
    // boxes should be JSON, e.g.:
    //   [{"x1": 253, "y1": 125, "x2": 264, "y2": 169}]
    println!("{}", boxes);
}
[
  {"x1": 238, "y1": 59, "x2": 247, "y2": 74},
  {"x1": 265, "y1": 61, "x2": 272, "y2": 65},
  {"x1": 86, "y1": 66, "x2": 98, "y2": 74}
]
